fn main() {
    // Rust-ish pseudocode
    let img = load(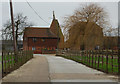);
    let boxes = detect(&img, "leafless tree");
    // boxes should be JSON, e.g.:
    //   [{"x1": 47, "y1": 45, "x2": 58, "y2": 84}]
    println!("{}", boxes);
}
[{"x1": 2, "y1": 13, "x2": 34, "y2": 46}]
